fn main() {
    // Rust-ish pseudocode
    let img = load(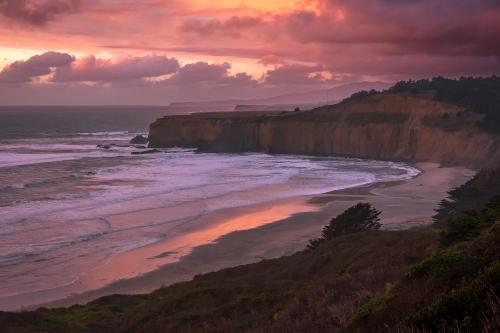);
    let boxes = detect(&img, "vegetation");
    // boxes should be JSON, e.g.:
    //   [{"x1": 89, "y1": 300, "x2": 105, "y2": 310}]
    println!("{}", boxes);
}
[
  {"x1": 434, "y1": 166, "x2": 500, "y2": 226},
  {"x1": 390, "y1": 76, "x2": 500, "y2": 133},
  {"x1": 358, "y1": 196, "x2": 500, "y2": 332},
  {"x1": 307, "y1": 202, "x2": 381, "y2": 250},
  {"x1": 347, "y1": 76, "x2": 500, "y2": 132},
  {"x1": 349, "y1": 89, "x2": 380, "y2": 100},
  {"x1": 344, "y1": 111, "x2": 409, "y2": 126},
  {"x1": 420, "y1": 112, "x2": 472, "y2": 132},
  {"x1": 439, "y1": 197, "x2": 499, "y2": 247}
]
